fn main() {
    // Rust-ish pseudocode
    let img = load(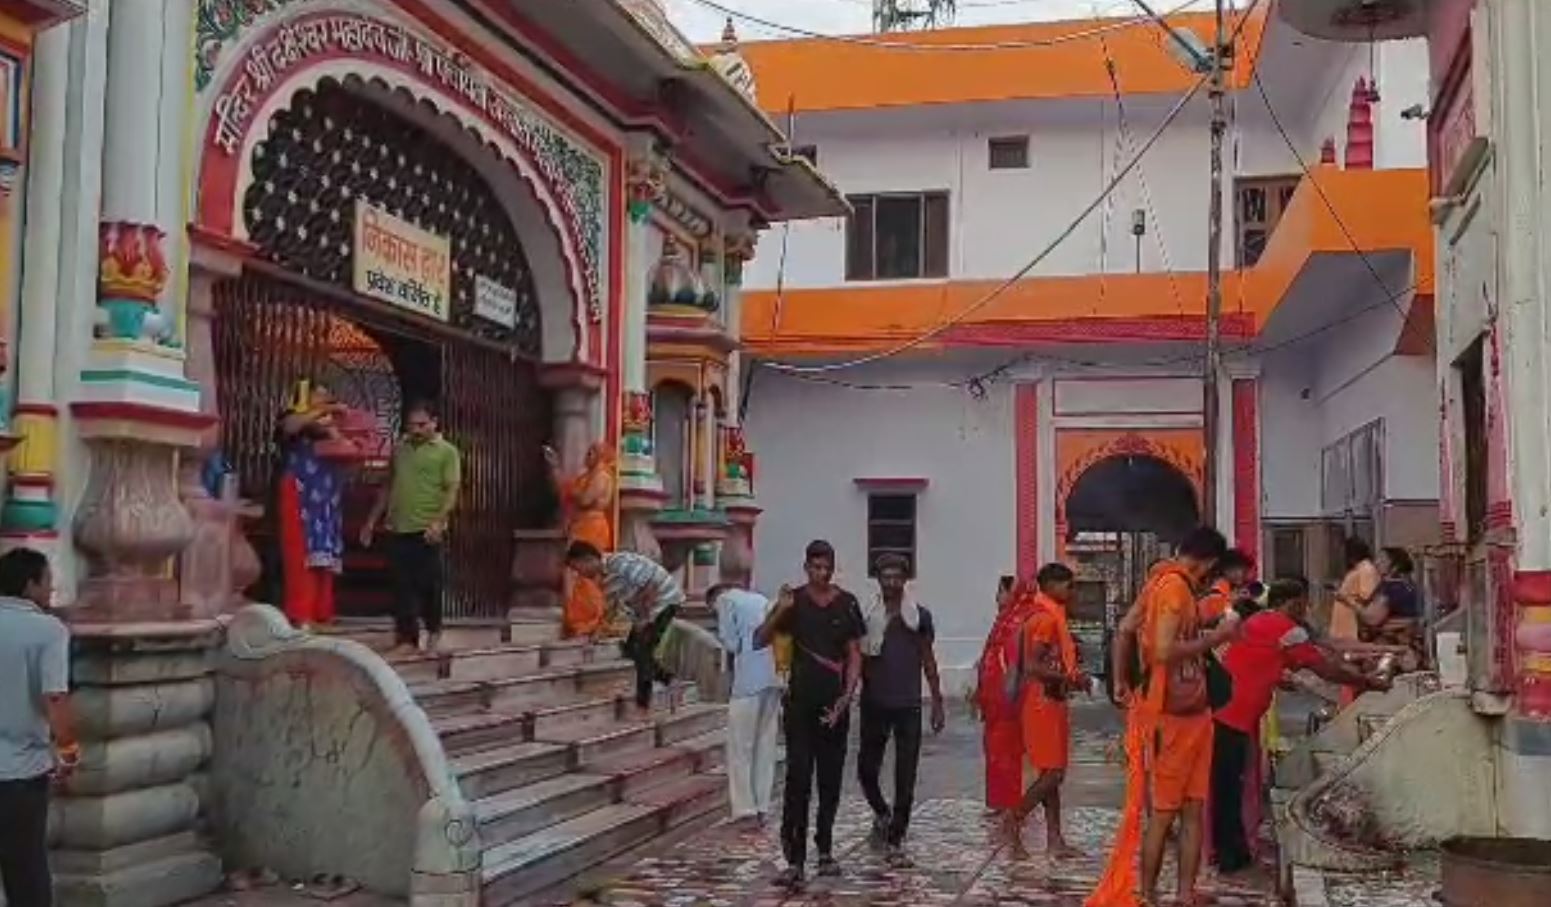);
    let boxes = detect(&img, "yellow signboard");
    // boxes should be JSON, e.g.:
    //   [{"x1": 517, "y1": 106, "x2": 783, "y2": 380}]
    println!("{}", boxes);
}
[{"x1": 352, "y1": 201, "x2": 451, "y2": 322}]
